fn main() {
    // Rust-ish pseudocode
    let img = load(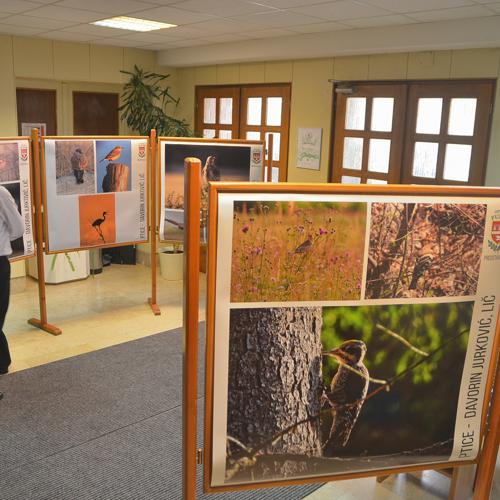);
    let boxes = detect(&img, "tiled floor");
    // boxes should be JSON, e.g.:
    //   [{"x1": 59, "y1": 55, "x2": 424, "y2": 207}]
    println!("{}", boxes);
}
[
  {"x1": 4, "y1": 263, "x2": 498, "y2": 499},
  {"x1": 6, "y1": 263, "x2": 204, "y2": 372}
]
